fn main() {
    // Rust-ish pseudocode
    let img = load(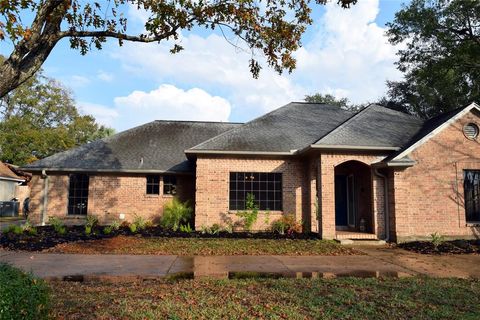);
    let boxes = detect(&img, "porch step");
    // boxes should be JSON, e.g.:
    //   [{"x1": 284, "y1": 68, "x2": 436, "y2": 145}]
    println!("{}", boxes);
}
[
  {"x1": 336, "y1": 239, "x2": 386, "y2": 246},
  {"x1": 335, "y1": 231, "x2": 378, "y2": 240}
]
